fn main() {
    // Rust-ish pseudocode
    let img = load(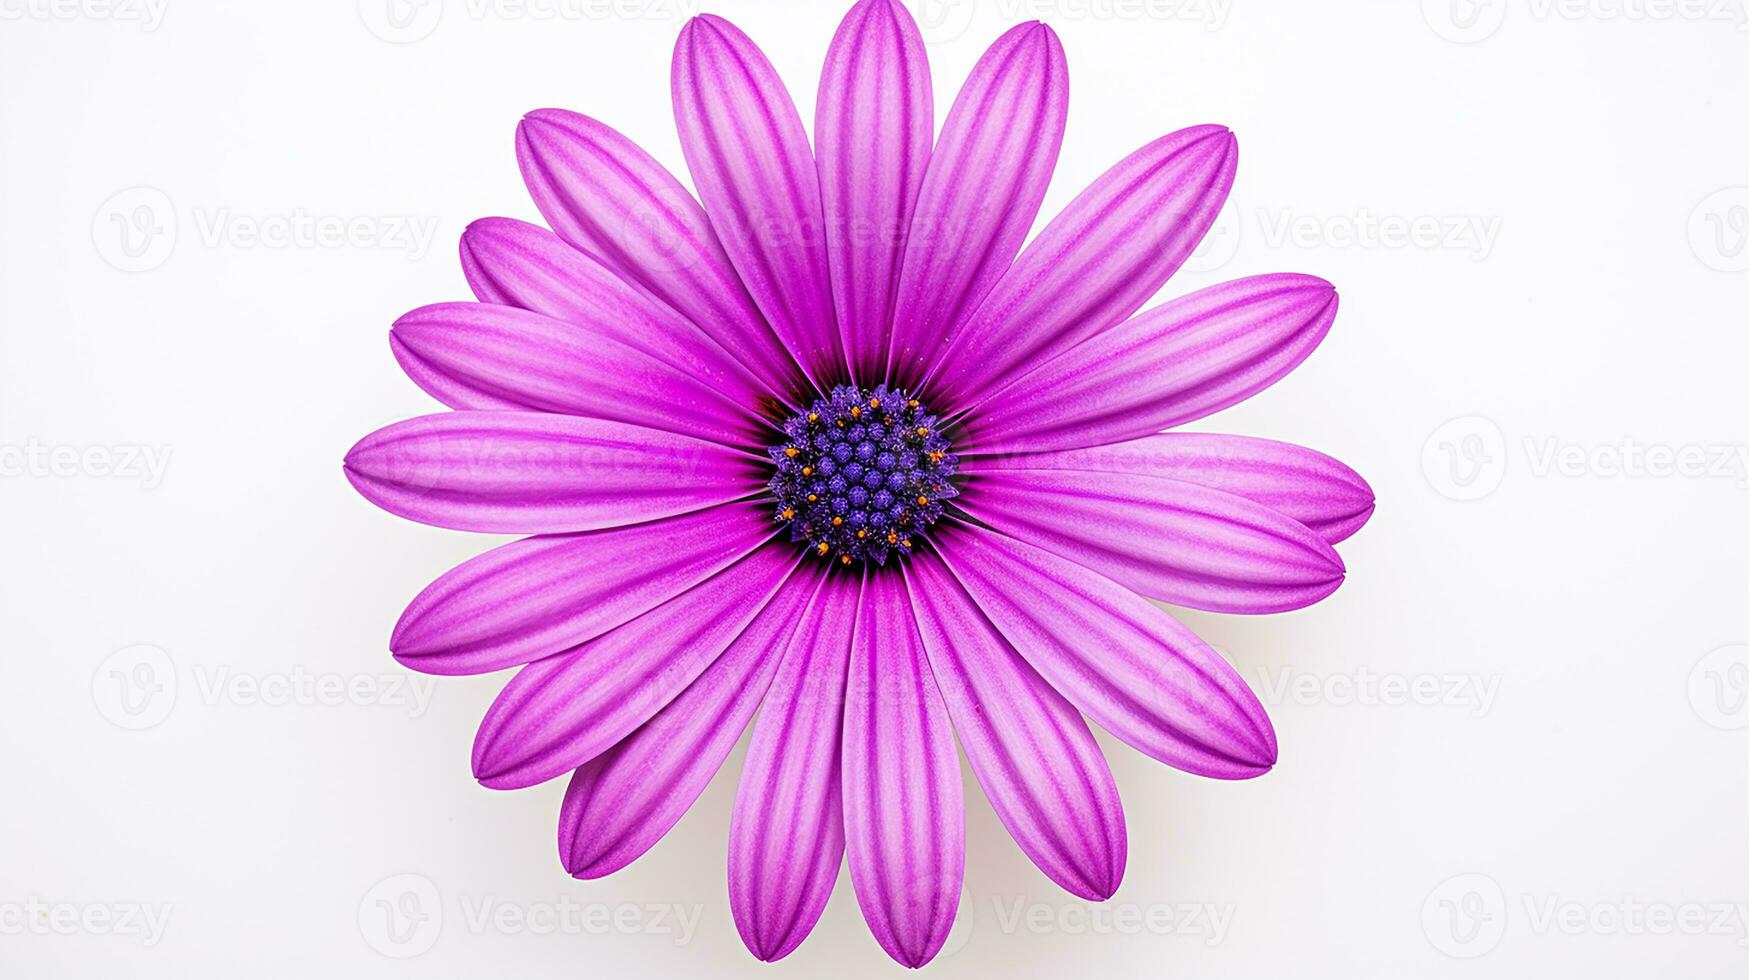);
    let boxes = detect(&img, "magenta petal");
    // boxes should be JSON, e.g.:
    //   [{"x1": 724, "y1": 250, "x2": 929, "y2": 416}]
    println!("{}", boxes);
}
[
  {"x1": 887, "y1": 21, "x2": 1067, "y2": 388},
  {"x1": 390, "y1": 502, "x2": 774, "y2": 676},
  {"x1": 936, "y1": 524, "x2": 1277, "y2": 779},
  {"x1": 957, "y1": 466, "x2": 1345, "y2": 613},
  {"x1": 458, "y1": 217, "x2": 789, "y2": 412},
  {"x1": 558, "y1": 563, "x2": 825, "y2": 879},
  {"x1": 962, "y1": 274, "x2": 1339, "y2": 454},
  {"x1": 515, "y1": 109, "x2": 806, "y2": 399},
  {"x1": 729, "y1": 574, "x2": 861, "y2": 963},
  {"x1": 843, "y1": 574, "x2": 964, "y2": 969},
  {"x1": 928, "y1": 125, "x2": 1239, "y2": 411},
  {"x1": 471, "y1": 545, "x2": 798, "y2": 790},
  {"x1": 906, "y1": 552, "x2": 1126, "y2": 900},
  {"x1": 673, "y1": 15, "x2": 840, "y2": 389},
  {"x1": 980, "y1": 433, "x2": 1375, "y2": 545},
  {"x1": 815, "y1": 0, "x2": 932, "y2": 384},
  {"x1": 343, "y1": 411, "x2": 762, "y2": 534},
  {"x1": 390, "y1": 302, "x2": 767, "y2": 446}
]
